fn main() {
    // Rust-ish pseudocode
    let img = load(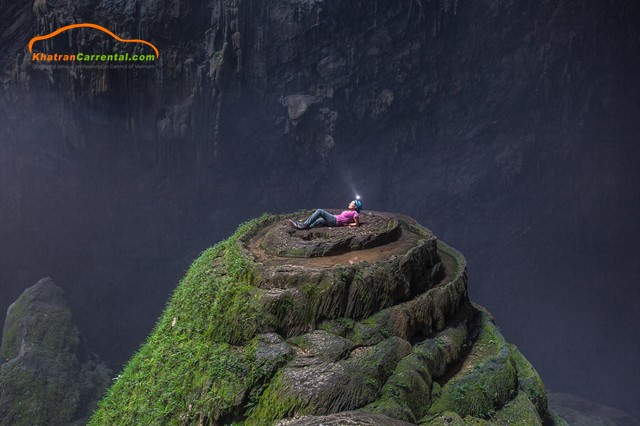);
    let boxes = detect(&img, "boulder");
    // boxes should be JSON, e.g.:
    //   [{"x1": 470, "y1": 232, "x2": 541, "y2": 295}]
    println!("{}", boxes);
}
[{"x1": 0, "y1": 278, "x2": 110, "y2": 426}]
